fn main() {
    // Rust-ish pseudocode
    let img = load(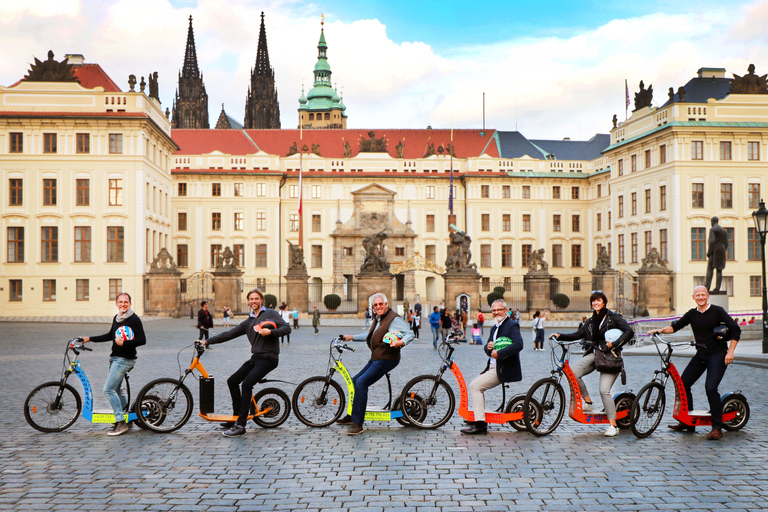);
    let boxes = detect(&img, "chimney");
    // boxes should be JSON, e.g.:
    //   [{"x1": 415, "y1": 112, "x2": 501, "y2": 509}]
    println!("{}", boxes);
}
[
  {"x1": 64, "y1": 54, "x2": 85, "y2": 66},
  {"x1": 697, "y1": 67, "x2": 725, "y2": 79}
]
